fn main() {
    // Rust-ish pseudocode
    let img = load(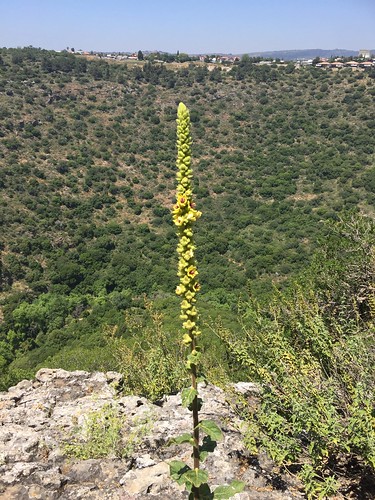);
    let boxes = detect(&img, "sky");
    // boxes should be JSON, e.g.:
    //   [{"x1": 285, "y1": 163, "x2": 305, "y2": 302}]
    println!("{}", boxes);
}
[{"x1": 1, "y1": 0, "x2": 374, "y2": 54}]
